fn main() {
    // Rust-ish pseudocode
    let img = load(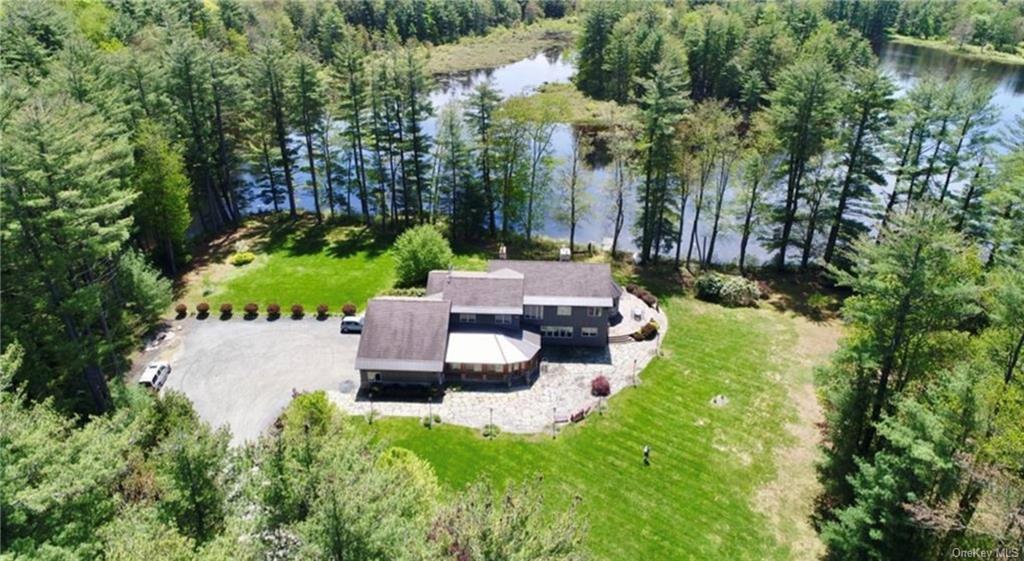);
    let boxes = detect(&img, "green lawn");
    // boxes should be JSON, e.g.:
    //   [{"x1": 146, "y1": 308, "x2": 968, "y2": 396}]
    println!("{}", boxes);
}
[
  {"x1": 184, "y1": 218, "x2": 488, "y2": 311},
  {"x1": 365, "y1": 297, "x2": 817, "y2": 561}
]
